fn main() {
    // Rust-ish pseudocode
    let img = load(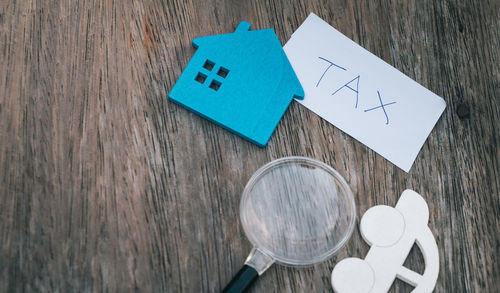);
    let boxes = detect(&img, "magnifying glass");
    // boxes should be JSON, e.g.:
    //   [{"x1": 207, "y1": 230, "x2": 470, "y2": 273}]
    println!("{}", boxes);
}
[{"x1": 223, "y1": 156, "x2": 356, "y2": 292}]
